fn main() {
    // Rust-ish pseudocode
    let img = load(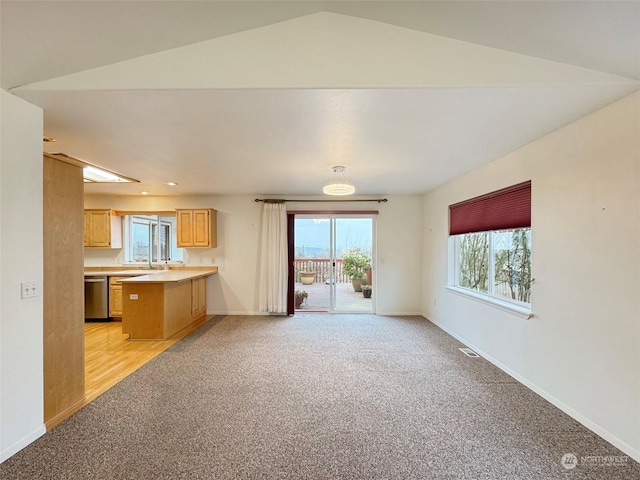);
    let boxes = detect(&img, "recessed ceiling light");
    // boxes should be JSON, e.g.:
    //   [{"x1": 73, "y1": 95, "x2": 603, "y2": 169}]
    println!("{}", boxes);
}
[
  {"x1": 43, "y1": 136, "x2": 56, "y2": 143},
  {"x1": 140, "y1": 191, "x2": 149, "y2": 195},
  {"x1": 166, "y1": 182, "x2": 178, "y2": 186}
]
